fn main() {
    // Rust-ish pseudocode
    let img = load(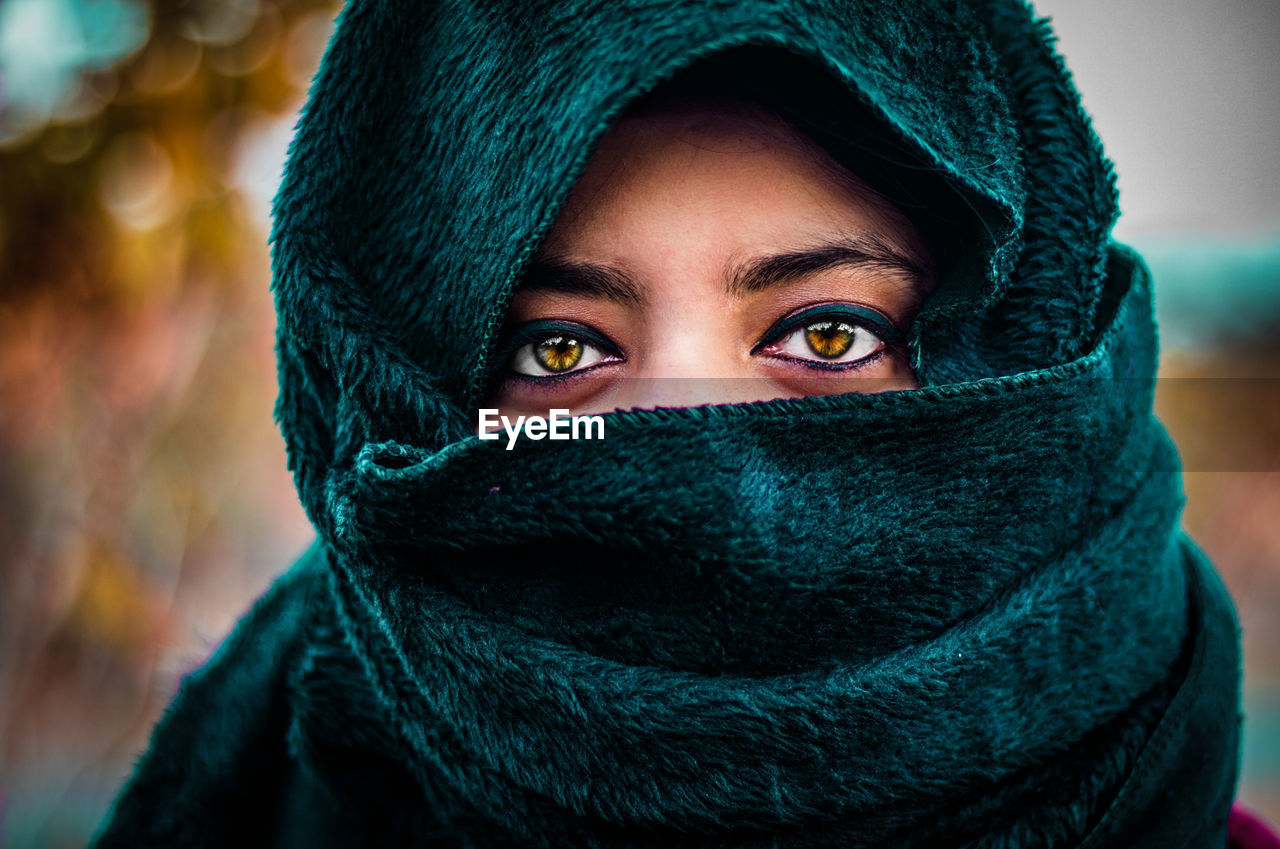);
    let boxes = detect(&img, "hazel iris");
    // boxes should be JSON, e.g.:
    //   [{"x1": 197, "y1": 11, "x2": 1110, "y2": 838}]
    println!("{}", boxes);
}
[
  {"x1": 804, "y1": 321, "x2": 856, "y2": 359},
  {"x1": 536, "y1": 335, "x2": 584, "y2": 372}
]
